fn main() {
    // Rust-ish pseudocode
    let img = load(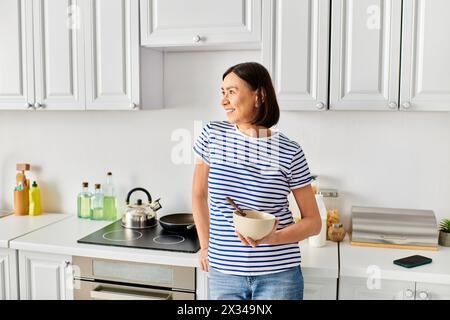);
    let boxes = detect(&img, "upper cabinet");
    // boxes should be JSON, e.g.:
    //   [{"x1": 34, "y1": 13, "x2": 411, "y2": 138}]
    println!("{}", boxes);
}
[
  {"x1": 0, "y1": 0, "x2": 34, "y2": 110},
  {"x1": 32, "y1": 0, "x2": 86, "y2": 110},
  {"x1": 330, "y1": 0, "x2": 402, "y2": 111},
  {"x1": 400, "y1": 0, "x2": 450, "y2": 111},
  {"x1": 84, "y1": 0, "x2": 140, "y2": 110},
  {"x1": 262, "y1": 0, "x2": 330, "y2": 111},
  {"x1": 330, "y1": 0, "x2": 450, "y2": 111},
  {"x1": 140, "y1": 0, "x2": 262, "y2": 49},
  {"x1": 0, "y1": 0, "x2": 141, "y2": 111},
  {"x1": 2, "y1": 0, "x2": 450, "y2": 112}
]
